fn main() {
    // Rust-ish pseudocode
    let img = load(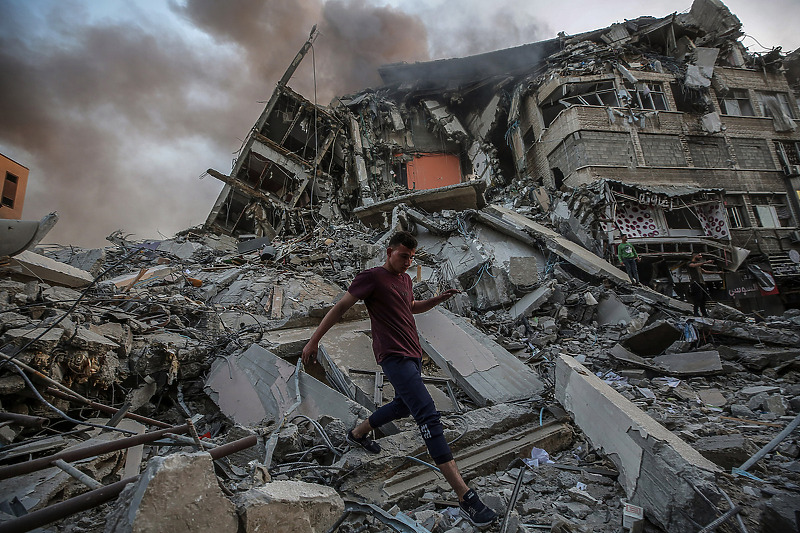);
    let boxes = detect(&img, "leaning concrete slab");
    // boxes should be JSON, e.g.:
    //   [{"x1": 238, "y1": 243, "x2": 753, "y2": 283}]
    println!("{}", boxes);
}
[
  {"x1": 104, "y1": 451, "x2": 238, "y2": 533},
  {"x1": 6, "y1": 250, "x2": 94, "y2": 288},
  {"x1": 416, "y1": 308, "x2": 544, "y2": 406},
  {"x1": 205, "y1": 343, "x2": 370, "y2": 428},
  {"x1": 478, "y1": 206, "x2": 693, "y2": 313},
  {"x1": 478, "y1": 205, "x2": 630, "y2": 284},
  {"x1": 235, "y1": 480, "x2": 344, "y2": 533},
  {"x1": 555, "y1": 355, "x2": 722, "y2": 533}
]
